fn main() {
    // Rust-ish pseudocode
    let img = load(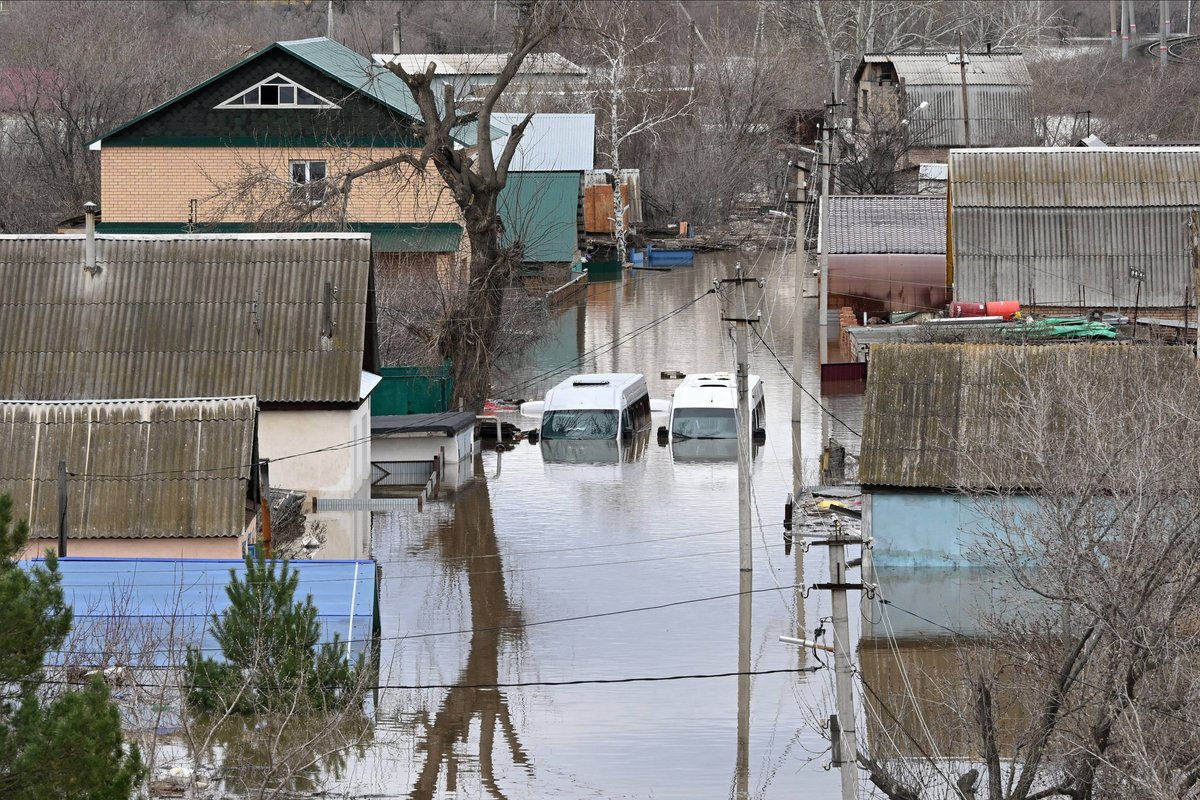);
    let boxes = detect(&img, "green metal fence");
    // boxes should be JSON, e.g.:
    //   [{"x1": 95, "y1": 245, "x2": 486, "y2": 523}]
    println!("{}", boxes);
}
[{"x1": 372, "y1": 362, "x2": 454, "y2": 416}]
